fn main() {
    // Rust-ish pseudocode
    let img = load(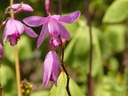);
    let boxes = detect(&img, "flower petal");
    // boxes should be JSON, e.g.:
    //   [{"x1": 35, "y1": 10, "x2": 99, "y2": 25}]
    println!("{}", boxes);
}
[
  {"x1": 43, "y1": 51, "x2": 54, "y2": 86},
  {"x1": 51, "y1": 51, "x2": 60, "y2": 85},
  {"x1": 24, "y1": 25, "x2": 38, "y2": 38},
  {"x1": 58, "y1": 23, "x2": 70, "y2": 40},
  {"x1": 43, "y1": 51, "x2": 60, "y2": 86},
  {"x1": 23, "y1": 16, "x2": 47, "y2": 27},
  {"x1": 48, "y1": 18, "x2": 60, "y2": 34},
  {"x1": 5, "y1": 19, "x2": 17, "y2": 35},
  {"x1": 58, "y1": 11, "x2": 80, "y2": 24},
  {"x1": 2, "y1": 26, "x2": 8, "y2": 44},
  {"x1": 11, "y1": 3, "x2": 33, "y2": 12},
  {"x1": 14, "y1": 20, "x2": 24, "y2": 34},
  {"x1": 37, "y1": 24, "x2": 48, "y2": 48}
]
